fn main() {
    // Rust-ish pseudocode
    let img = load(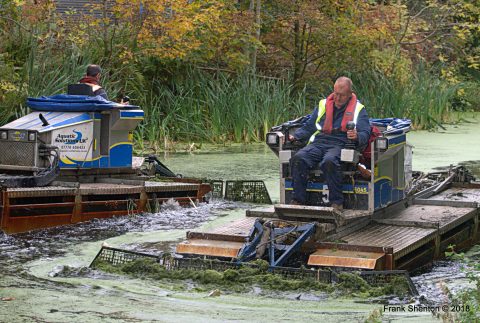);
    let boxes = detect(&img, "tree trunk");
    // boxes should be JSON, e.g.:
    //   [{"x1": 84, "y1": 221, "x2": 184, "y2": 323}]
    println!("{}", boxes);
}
[
  {"x1": 293, "y1": 18, "x2": 302, "y2": 91},
  {"x1": 251, "y1": 0, "x2": 261, "y2": 71}
]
